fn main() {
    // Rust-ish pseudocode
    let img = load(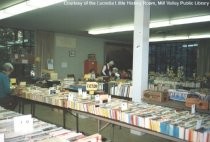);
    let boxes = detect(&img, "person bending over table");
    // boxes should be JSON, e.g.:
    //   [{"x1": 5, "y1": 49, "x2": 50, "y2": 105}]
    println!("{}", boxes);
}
[{"x1": 0, "y1": 62, "x2": 17, "y2": 110}]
